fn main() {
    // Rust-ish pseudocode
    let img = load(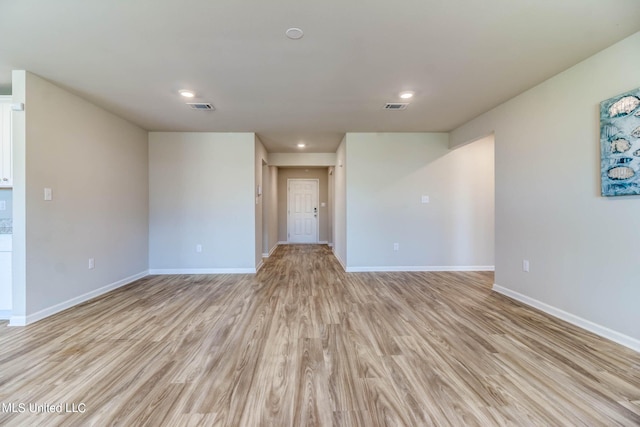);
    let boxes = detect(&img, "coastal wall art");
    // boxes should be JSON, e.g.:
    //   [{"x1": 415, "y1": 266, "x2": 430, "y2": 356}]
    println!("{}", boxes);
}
[{"x1": 600, "y1": 87, "x2": 640, "y2": 196}]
